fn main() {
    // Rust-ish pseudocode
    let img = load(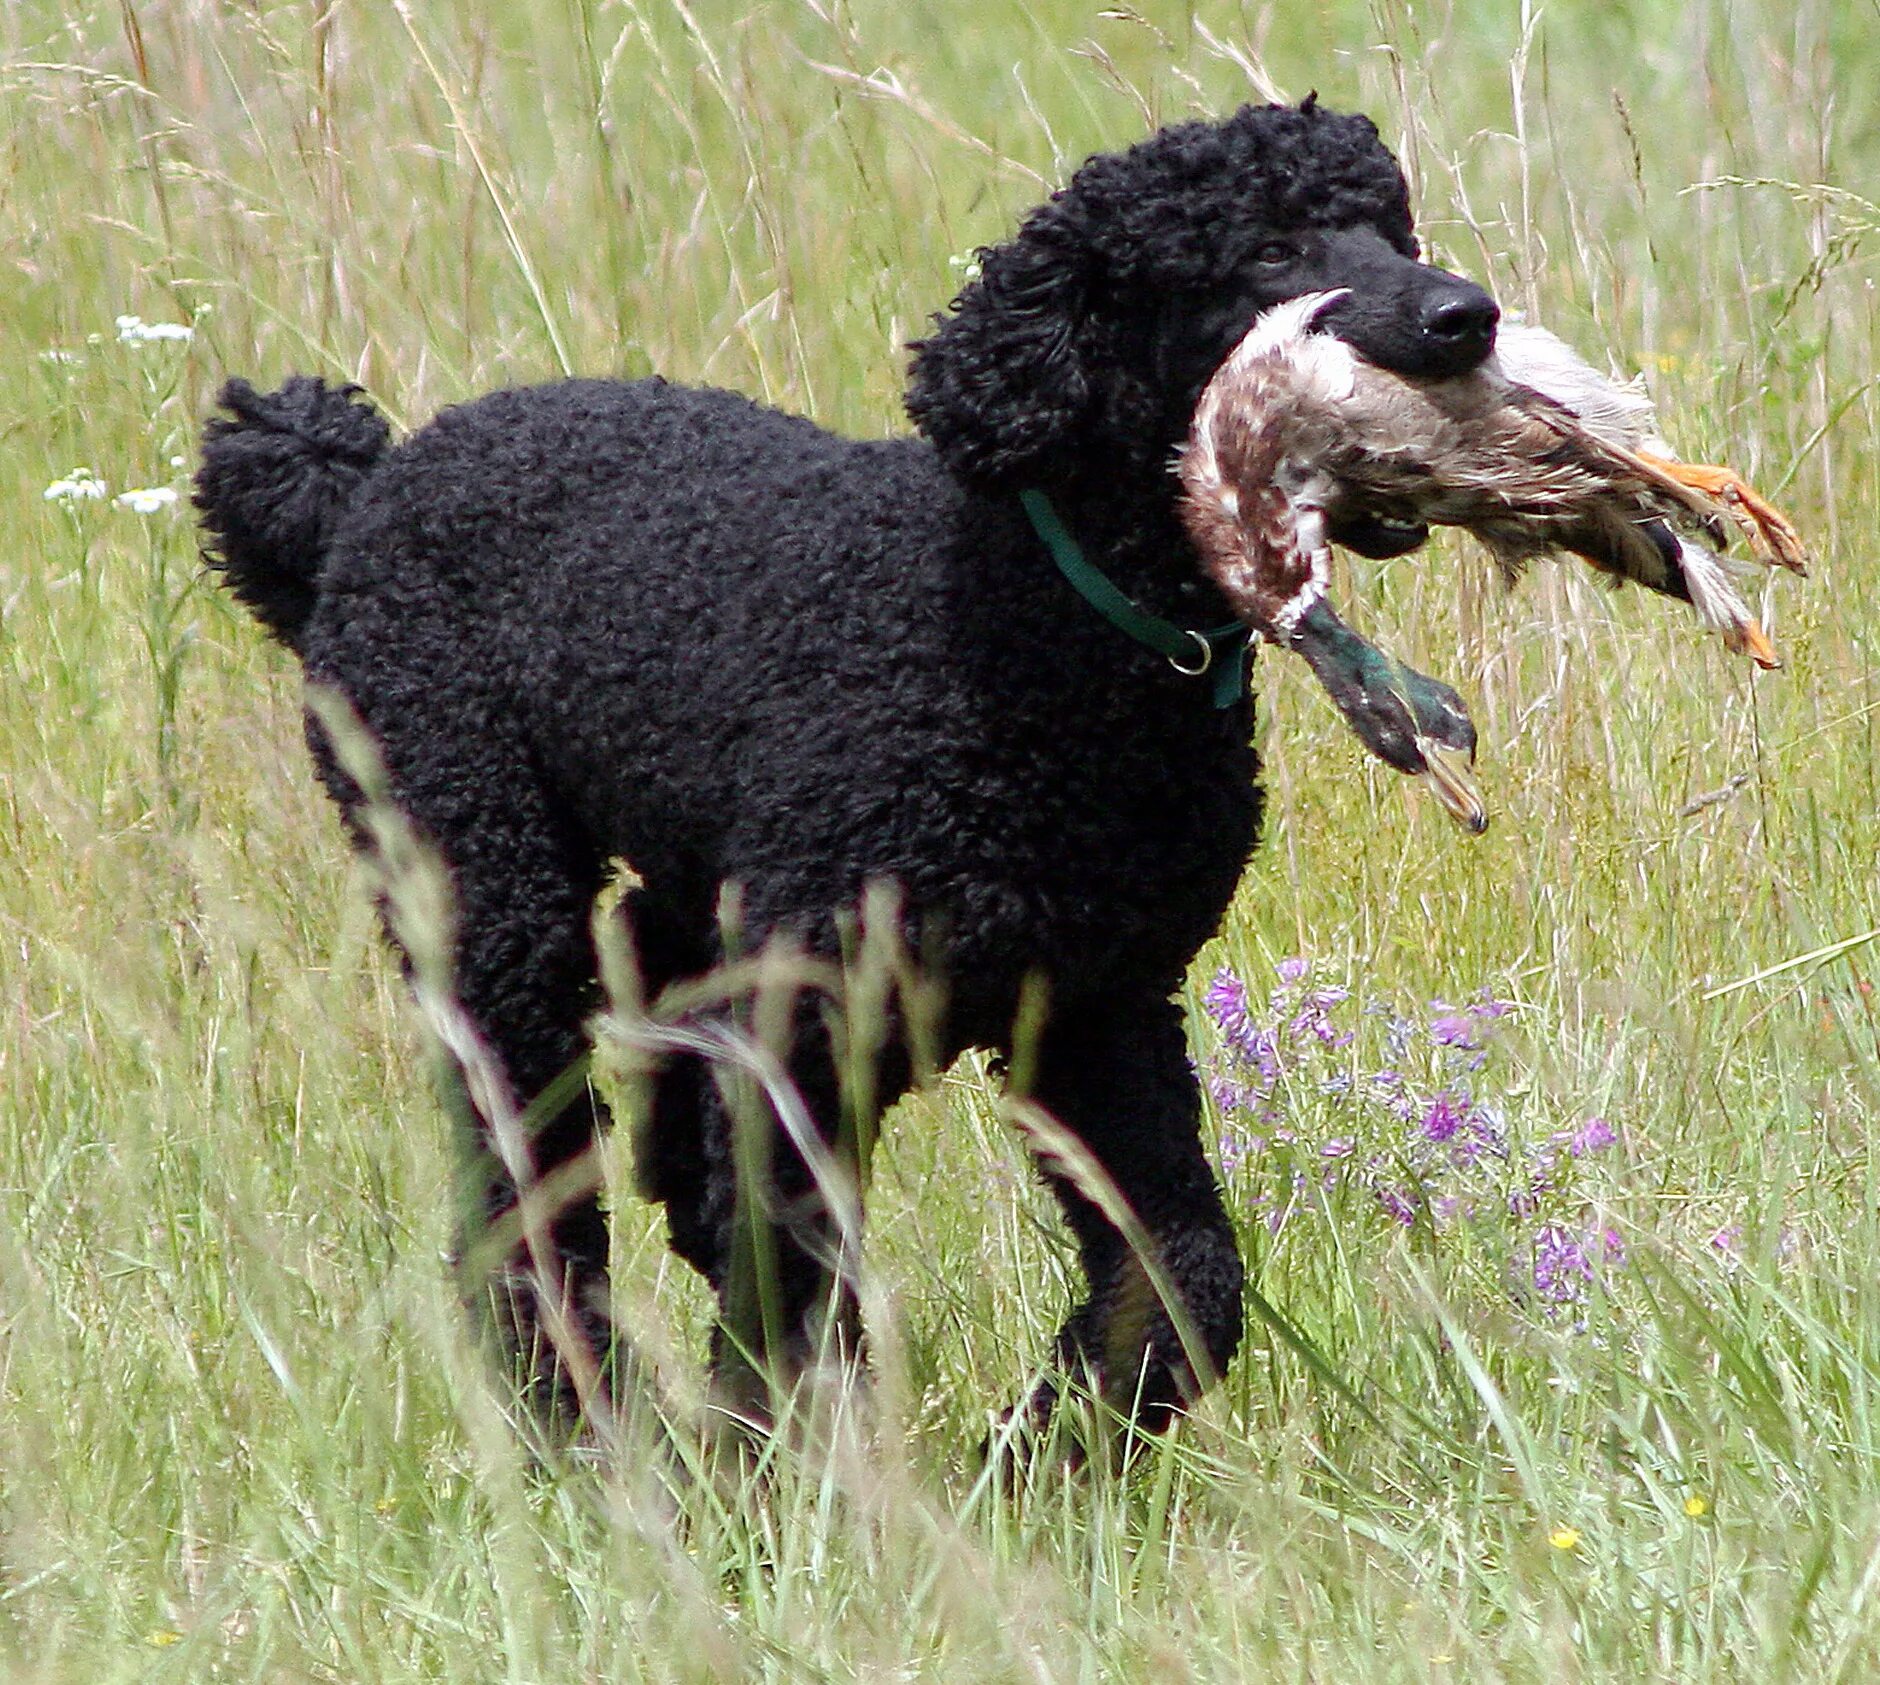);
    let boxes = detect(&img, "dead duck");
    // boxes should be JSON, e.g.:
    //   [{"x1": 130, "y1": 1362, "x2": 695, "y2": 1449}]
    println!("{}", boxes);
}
[
  {"x1": 1183, "y1": 290, "x2": 1804, "y2": 667},
  {"x1": 1178, "y1": 291, "x2": 1806, "y2": 827}
]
